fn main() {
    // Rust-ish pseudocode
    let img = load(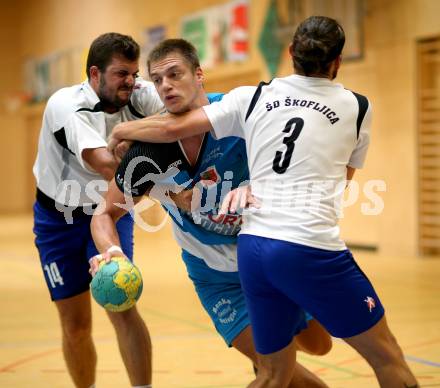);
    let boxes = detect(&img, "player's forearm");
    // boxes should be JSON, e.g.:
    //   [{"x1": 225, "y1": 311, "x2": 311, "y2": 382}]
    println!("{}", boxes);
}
[
  {"x1": 91, "y1": 211, "x2": 122, "y2": 253},
  {"x1": 82, "y1": 148, "x2": 119, "y2": 181},
  {"x1": 346, "y1": 166, "x2": 356, "y2": 181},
  {"x1": 100, "y1": 163, "x2": 119, "y2": 181},
  {"x1": 96, "y1": 151, "x2": 119, "y2": 181},
  {"x1": 112, "y1": 108, "x2": 212, "y2": 143},
  {"x1": 111, "y1": 115, "x2": 169, "y2": 142}
]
